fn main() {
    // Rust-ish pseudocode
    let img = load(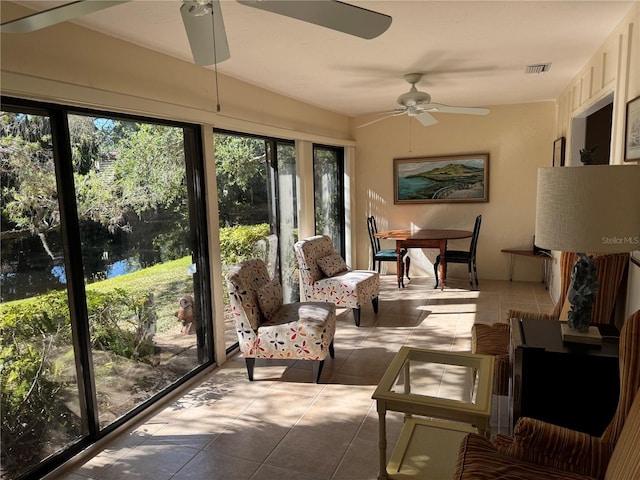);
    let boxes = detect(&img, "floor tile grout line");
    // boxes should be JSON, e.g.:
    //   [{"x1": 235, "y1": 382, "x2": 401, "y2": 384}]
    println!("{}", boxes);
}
[{"x1": 327, "y1": 399, "x2": 379, "y2": 480}]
